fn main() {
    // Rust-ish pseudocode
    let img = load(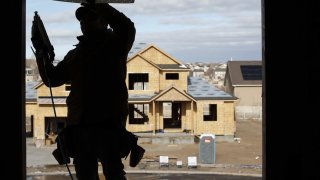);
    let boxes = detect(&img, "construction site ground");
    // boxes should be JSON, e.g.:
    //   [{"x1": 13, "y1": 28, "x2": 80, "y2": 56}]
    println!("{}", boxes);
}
[{"x1": 27, "y1": 119, "x2": 262, "y2": 177}]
